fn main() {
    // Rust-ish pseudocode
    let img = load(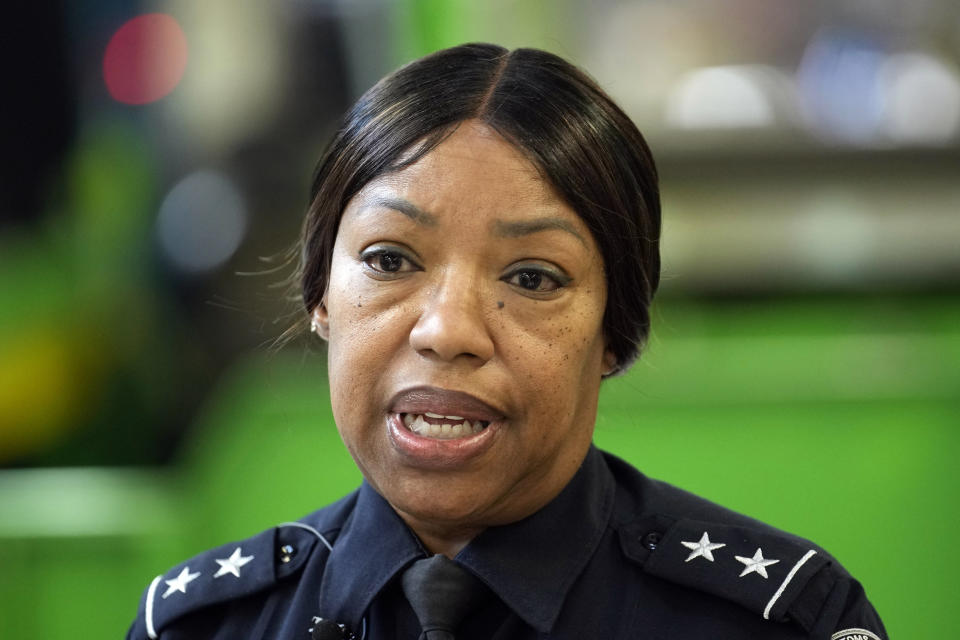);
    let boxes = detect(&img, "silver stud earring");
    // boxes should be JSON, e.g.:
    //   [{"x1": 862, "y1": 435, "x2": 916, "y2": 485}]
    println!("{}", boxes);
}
[{"x1": 310, "y1": 316, "x2": 321, "y2": 334}]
